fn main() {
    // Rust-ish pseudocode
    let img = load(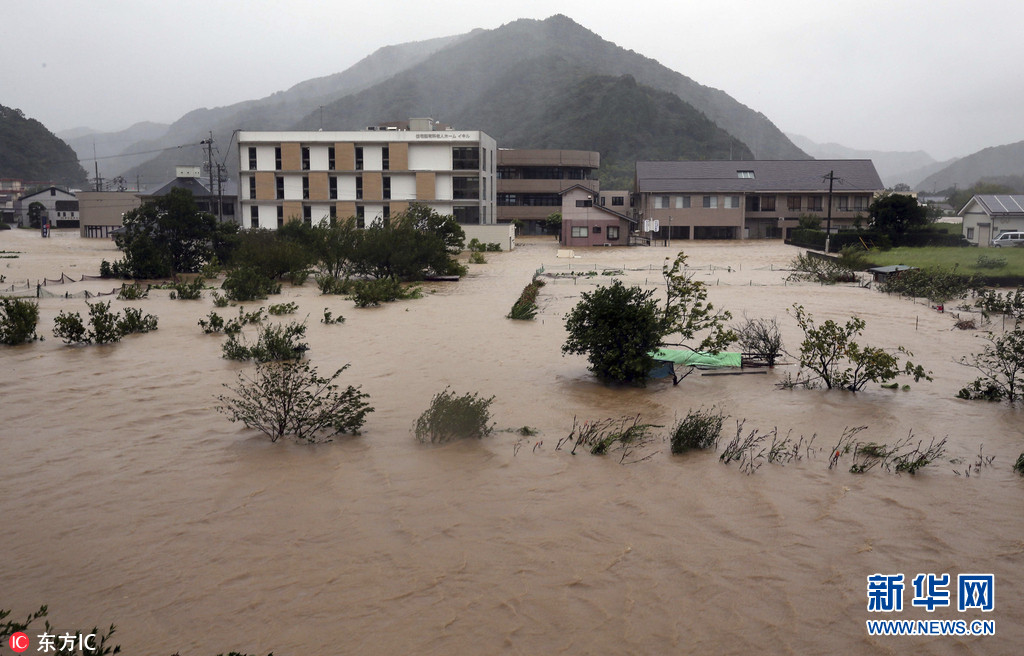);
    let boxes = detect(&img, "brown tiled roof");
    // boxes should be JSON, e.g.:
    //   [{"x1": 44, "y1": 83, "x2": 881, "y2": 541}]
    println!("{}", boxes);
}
[{"x1": 636, "y1": 160, "x2": 883, "y2": 194}]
